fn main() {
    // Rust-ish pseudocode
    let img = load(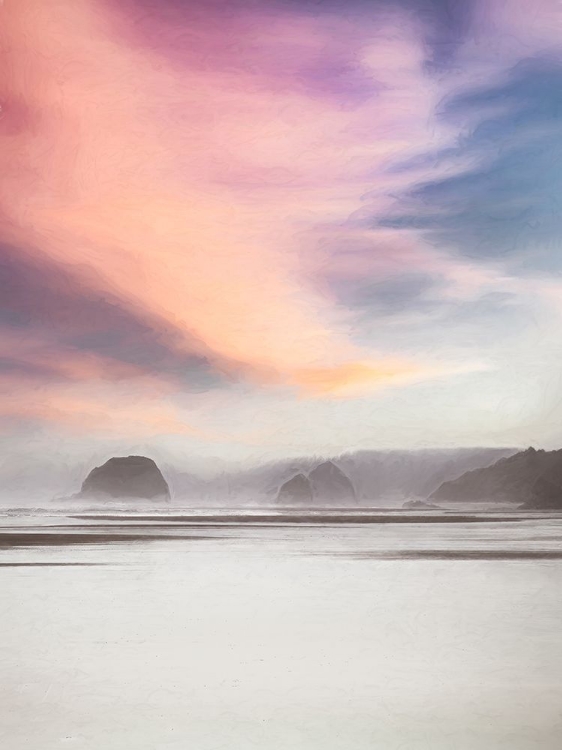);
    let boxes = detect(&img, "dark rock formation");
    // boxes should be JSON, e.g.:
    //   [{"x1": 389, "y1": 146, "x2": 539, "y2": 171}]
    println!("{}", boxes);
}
[
  {"x1": 402, "y1": 499, "x2": 440, "y2": 510},
  {"x1": 430, "y1": 447, "x2": 562, "y2": 505},
  {"x1": 277, "y1": 474, "x2": 313, "y2": 504},
  {"x1": 276, "y1": 461, "x2": 355, "y2": 505},
  {"x1": 308, "y1": 461, "x2": 356, "y2": 504},
  {"x1": 79, "y1": 456, "x2": 171, "y2": 500}
]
